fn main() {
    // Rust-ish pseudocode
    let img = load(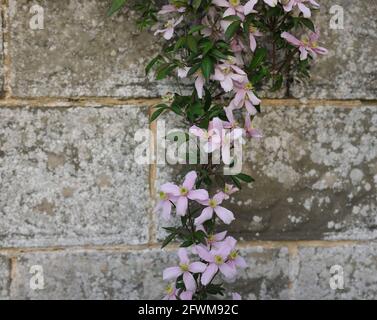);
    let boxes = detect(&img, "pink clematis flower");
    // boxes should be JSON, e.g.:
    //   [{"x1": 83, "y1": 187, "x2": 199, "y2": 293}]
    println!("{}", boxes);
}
[
  {"x1": 163, "y1": 248, "x2": 207, "y2": 291},
  {"x1": 190, "y1": 117, "x2": 224, "y2": 153},
  {"x1": 245, "y1": 114, "x2": 263, "y2": 139},
  {"x1": 180, "y1": 291, "x2": 194, "y2": 300},
  {"x1": 196, "y1": 225, "x2": 228, "y2": 248},
  {"x1": 164, "y1": 171, "x2": 209, "y2": 216},
  {"x1": 158, "y1": 4, "x2": 186, "y2": 15},
  {"x1": 218, "y1": 183, "x2": 239, "y2": 200},
  {"x1": 154, "y1": 16, "x2": 183, "y2": 40},
  {"x1": 155, "y1": 183, "x2": 179, "y2": 220},
  {"x1": 248, "y1": 24, "x2": 263, "y2": 52},
  {"x1": 194, "y1": 192, "x2": 235, "y2": 225},
  {"x1": 196, "y1": 243, "x2": 236, "y2": 285},
  {"x1": 231, "y1": 81, "x2": 261, "y2": 115},
  {"x1": 212, "y1": 63, "x2": 247, "y2": 92},
  {"x1": 163, "y1": 283, "x2": 178, "y2": 300},
  {"x1": 283, "y1": 0, "x2": 319, "y2": 18},
  {"x1": 222, "y1": 236, "x2": 247, "y2": 271},
  {"x1": 281, "y1": 31, "x2": 328, "y2": 60}
]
